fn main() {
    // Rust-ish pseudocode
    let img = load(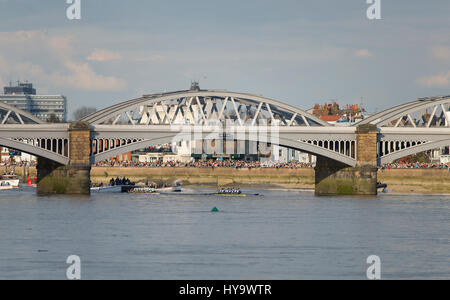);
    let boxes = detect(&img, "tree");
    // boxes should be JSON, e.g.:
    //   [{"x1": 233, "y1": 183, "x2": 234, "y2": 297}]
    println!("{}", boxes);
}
[
  {"x1": 47, "y1": 113, "x2": 61, "y2": 123},
  {"x1": 73, "y1": 106, "x2": 97, "y2": 121}
]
